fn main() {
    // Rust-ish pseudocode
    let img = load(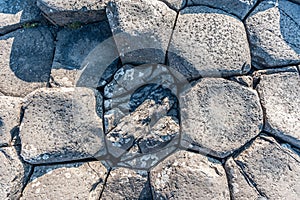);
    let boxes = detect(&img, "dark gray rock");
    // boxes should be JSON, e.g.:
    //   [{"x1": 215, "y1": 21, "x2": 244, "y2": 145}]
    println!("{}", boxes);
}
[
  {"x1": 0, "y1": 0, "x2": 41, "y2": 35},
  {"x1": 245, "y1": 0, "x2": 300, "y2": 68},
  {"x1": 180, "y1": 78, "x2": 263, "y2": 158},
  {"x1": 0, "y1": 147, "x2": 32, "y2": 200},
  {"x1": 0, "y1": 96, "x2": 22, "y2": 147},
  {"x1": 168, "y1": 6, "x2": 251, "y2": 79},
  {"x1": 235, "y1": 135, "x2": 300, "y2": 199},
  {"x1": 150, "y1": 150, "x2": 230, "y2": 199},
  {"x1": 0, "y1": 27, "x2": 54, "y2": 97},
  {"x1": 106, "y1": 0, "x2": 176, "y2": 65},
  {"x1": 160, "y1": 0, "x2": 186, "y2": 10},
  {"x1": 37, "y1": 0, "x2": 108, "y2": 26},
  {"x1": 20, "y1": 88, "x2": 106, "y2": 164},
  {"x1": 256, "y1": 70, "x2": 300, "y2": 148},
  {"x1": 187, "y1": 0, "x2": 258, "y2": 19},
  {"x1": 50, "y1": 21, "x2": 119, "y2": 88},
  {"x1": 101, "y1": 168, "x2": 151, "y2": 199},
  {"x1": 21, "y1": 161, "x2": 108, "y2": 200}
]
